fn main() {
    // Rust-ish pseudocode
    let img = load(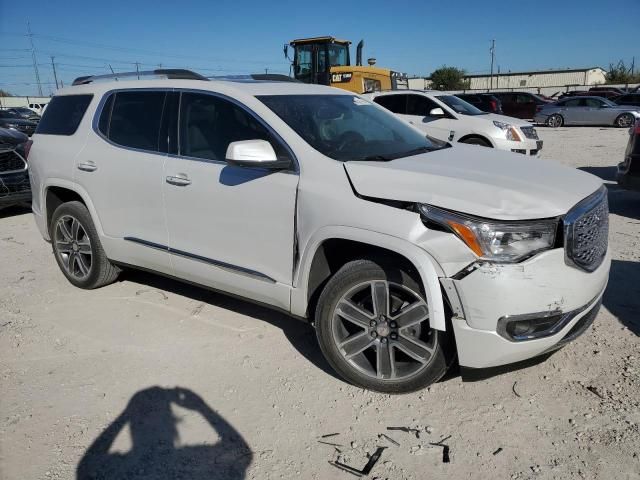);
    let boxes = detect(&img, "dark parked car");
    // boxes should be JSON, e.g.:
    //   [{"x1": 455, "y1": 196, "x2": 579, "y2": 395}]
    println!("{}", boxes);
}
[
  {"x1": 613, "y1": 93, "x2": 640, "y2": 108},
  {"x1": 589, "y1": 86, "x2": 626, "y2": 96},
  {"x1": 493, "y1": 92, "x2": 552, "y2": 119},
  {"x1": 617, "y1": 118, "x2": 640, "y2": 191},
  {"x1": 2, "y1": 107, "x2": 41, "y2": 123},
  {"x1": 454, "y1": 93, "x2": 503, "y2": 114},
  {"x1": 0, "y1": 128, "x2": 32, "y2": 207},
  {"x1": 0, "y1": 110, "x2": 37, "y2": 136}
]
